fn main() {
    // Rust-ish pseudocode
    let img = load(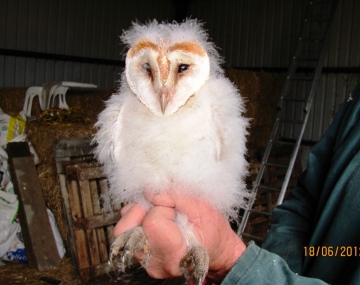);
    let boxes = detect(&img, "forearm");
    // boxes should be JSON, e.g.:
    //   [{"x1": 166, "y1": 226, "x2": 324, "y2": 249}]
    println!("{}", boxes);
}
[
  {"x1": 262, "y1": 180, "x2": 315, "y2": 273},
  {"x1": 221, "y1": 242, "x2": 328, "y2": 285},
  {"x1": 206, "y1": 230, "x2": 246, "y2": 283}
]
